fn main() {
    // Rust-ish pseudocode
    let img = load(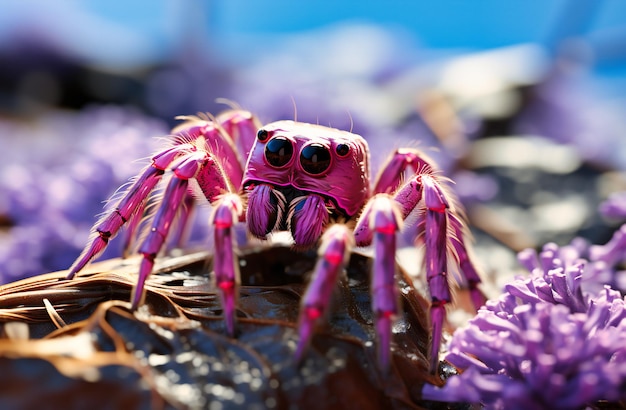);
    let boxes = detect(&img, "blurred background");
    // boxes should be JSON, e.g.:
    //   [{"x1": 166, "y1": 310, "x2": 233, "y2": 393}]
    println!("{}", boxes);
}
[{"x1": 1, "y1": 0, "x2": 626, "y2": 293}]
